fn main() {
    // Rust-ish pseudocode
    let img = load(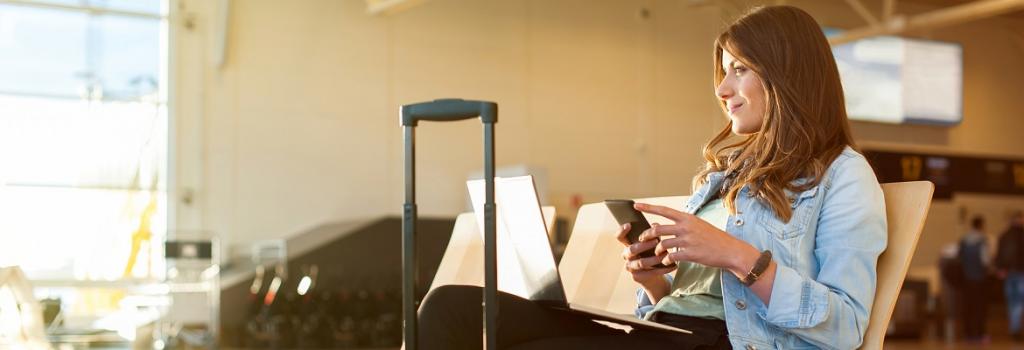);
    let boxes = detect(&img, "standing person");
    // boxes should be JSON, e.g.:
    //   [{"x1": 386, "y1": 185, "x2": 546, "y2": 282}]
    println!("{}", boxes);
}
[
  {"x1": 416, "y1": 5, "x2": 888, "y2": 350},
  {"x1": 959, "y1": 216, "x2": 990, "y2": 344},
  {"x1": 938, "y1": 242, "x2": 963, "y2": 343},
  {"x1": 997, "y1": 211, "x2": 1024, "y2": 341}
]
